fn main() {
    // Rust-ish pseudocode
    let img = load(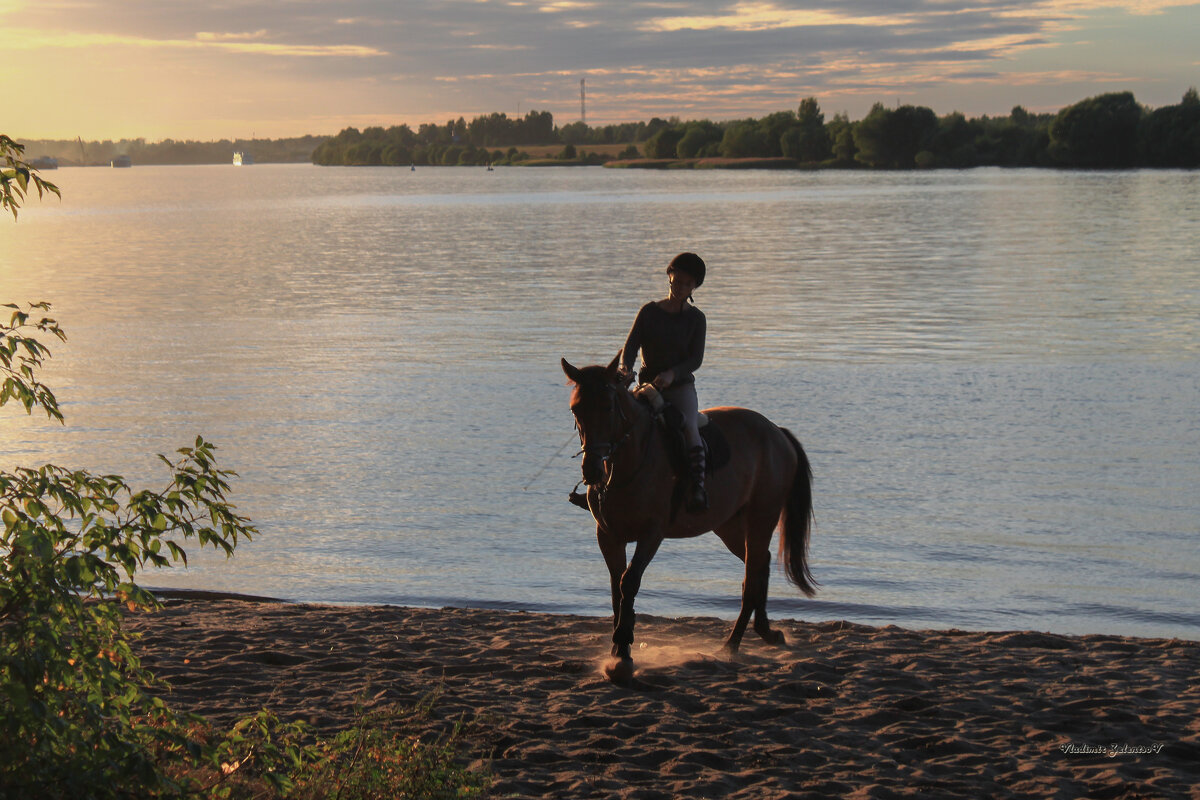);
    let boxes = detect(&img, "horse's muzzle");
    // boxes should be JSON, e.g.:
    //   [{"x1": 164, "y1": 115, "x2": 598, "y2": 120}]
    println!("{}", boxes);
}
[{"x1": 581, "y1": 451, "x2": 607, "y2": 486}]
